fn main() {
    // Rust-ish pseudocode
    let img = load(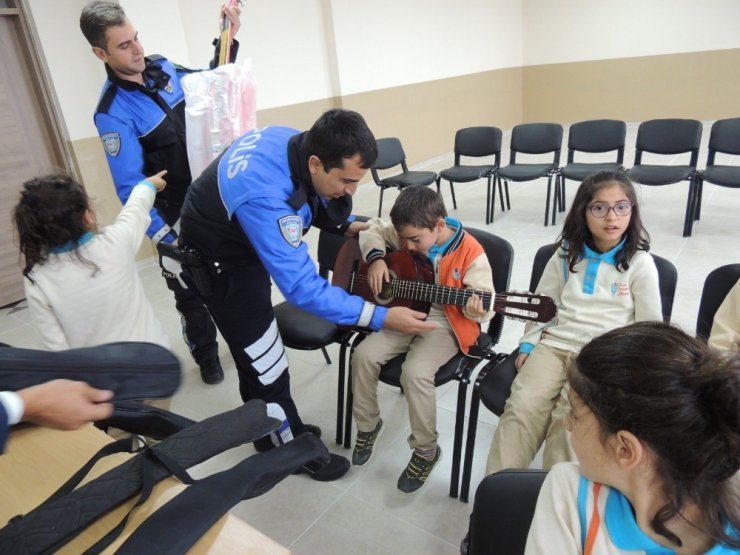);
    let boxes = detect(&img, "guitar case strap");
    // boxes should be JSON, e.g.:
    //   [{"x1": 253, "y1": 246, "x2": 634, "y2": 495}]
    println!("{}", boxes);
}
[
  {"x1": 0, "y1": 400, "x2": 280, "y2": 555},
  {"x1": 95, "y1": 400, "x2": 197, "y2": 441},
  {"x1": 116, "y1": 433, "x2": 329, "y2": 554},
  {"x1": 0, "y1": 342, "x2": 181, "y2": 401}
]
